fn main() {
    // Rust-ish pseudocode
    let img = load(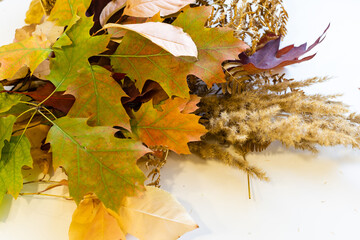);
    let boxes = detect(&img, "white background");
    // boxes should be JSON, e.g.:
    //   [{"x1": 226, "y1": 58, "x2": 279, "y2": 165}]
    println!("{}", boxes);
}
[{"x1": 0, "y1": 0, "x2": 360, "y2": 239}]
